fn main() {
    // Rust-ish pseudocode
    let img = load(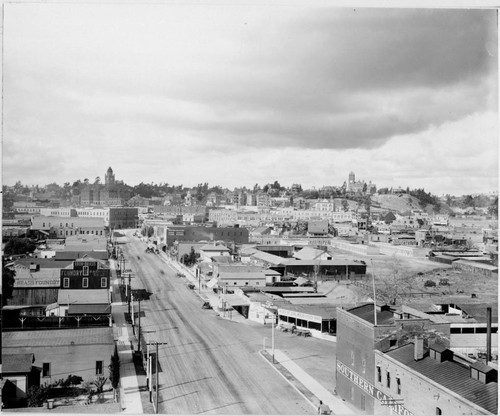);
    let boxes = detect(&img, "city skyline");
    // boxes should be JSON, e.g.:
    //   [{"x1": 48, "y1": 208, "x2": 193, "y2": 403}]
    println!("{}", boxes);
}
[{"x1": 3, "y1": 3, "x2": 498, "y2": 196}]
